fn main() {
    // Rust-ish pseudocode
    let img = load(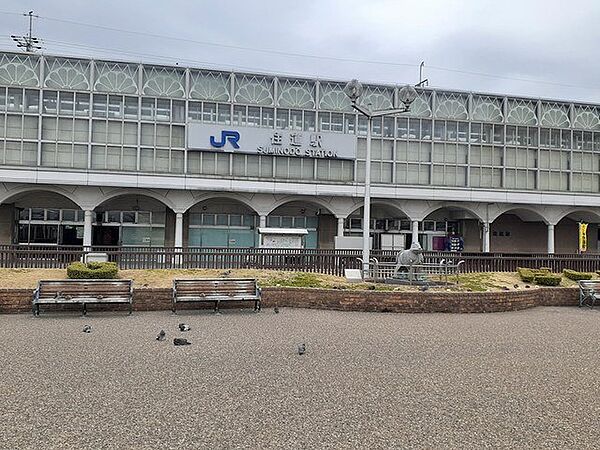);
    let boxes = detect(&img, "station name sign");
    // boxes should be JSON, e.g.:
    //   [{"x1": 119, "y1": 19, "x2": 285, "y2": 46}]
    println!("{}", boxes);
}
[{"x1": 187, "y1": 123, "x2": 357, "y2": 160}]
